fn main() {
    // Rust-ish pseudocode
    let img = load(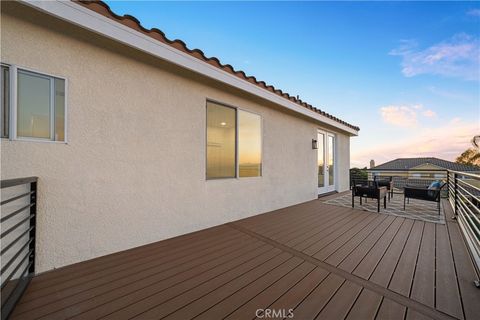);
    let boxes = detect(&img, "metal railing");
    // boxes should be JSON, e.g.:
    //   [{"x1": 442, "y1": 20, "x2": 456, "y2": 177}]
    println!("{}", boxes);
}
[
  {"x1": 447, "y1": 171, "x2": 480, "y2": 286},
  {"x1": 1, "y1": 177, "x2": 37, "y2": 320}
]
